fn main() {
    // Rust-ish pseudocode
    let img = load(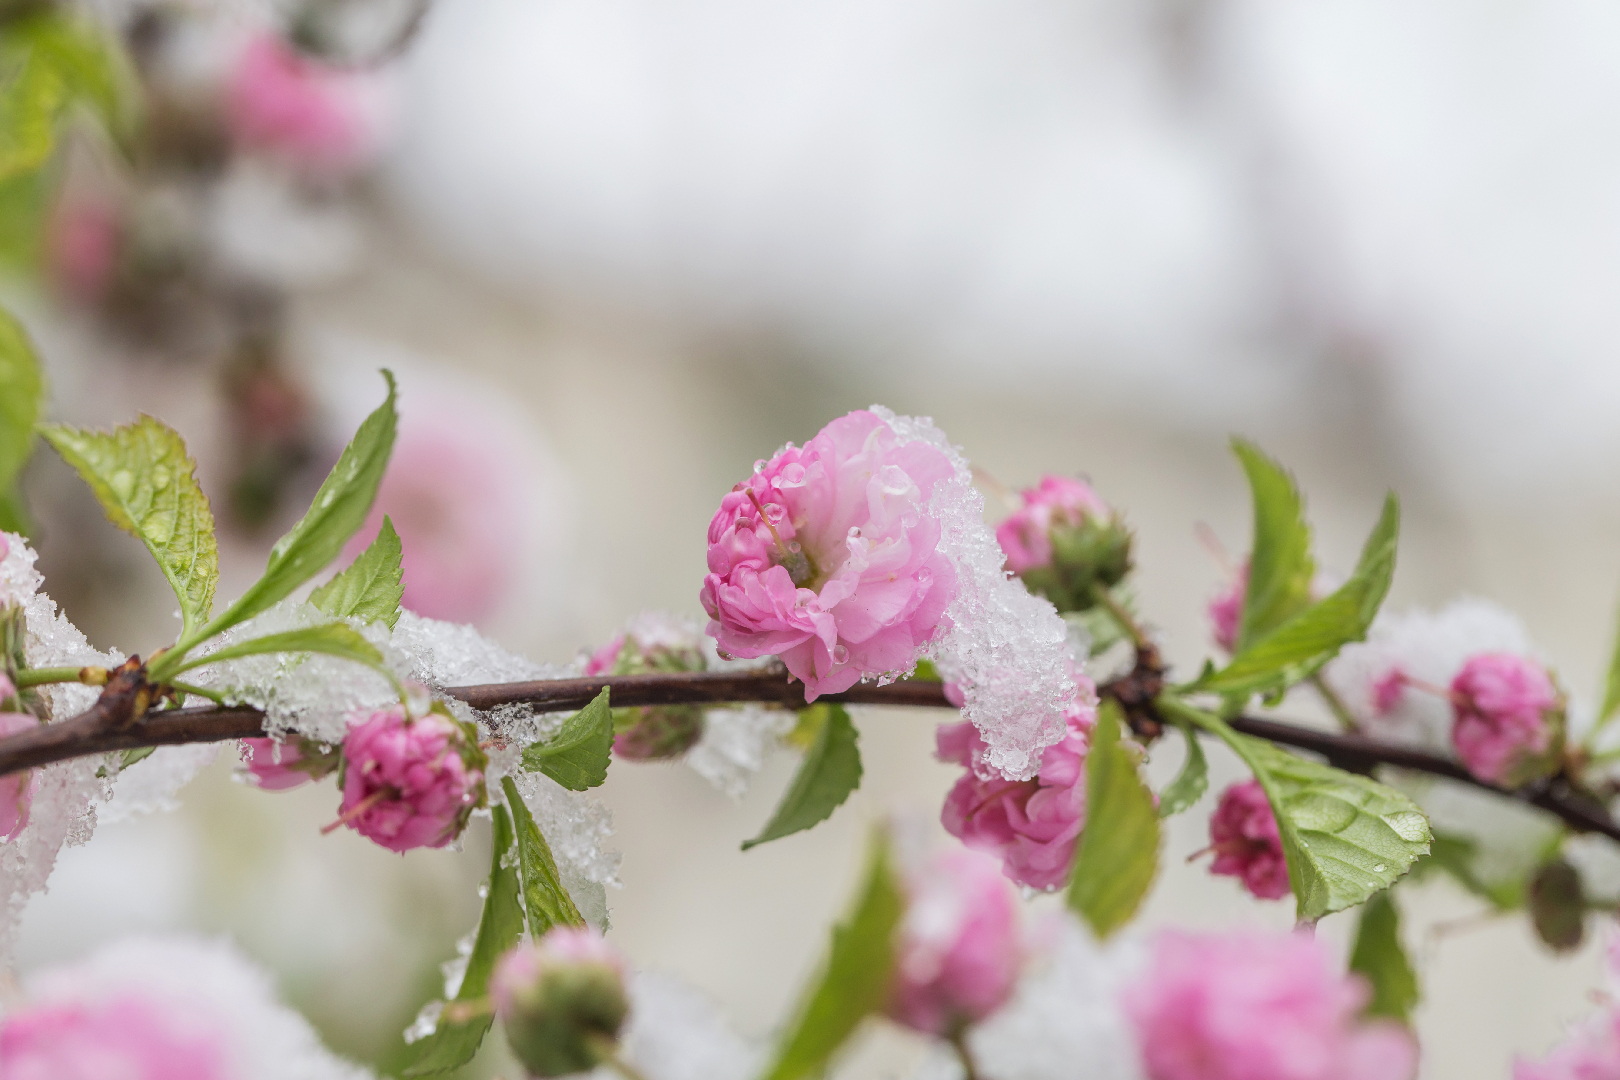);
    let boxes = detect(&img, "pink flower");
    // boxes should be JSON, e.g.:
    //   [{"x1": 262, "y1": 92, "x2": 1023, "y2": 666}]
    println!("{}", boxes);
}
[
  {"x1": 888, "y1": 849, "x2": 1022, "y2": 1037},
  {"x1": 1208, "y1": 565, "x2": 1249, "y2": 653},
  {"x1": 0, "y1": 993, "x2": 228, "y2": 1080},
  {"x1": 1516, "y1": 1011, "x2": 1620, "y2": 1080},
  {"x1": 1449, "y1": 653, "x2": 1564, "y2": 786},
  {"x1": 1125, "y1": 930, "x2": 1417, "y2": 1080},
  {"x1": 238, "y1": 735, "x2": 339, "y2": 791},
  {"x1": 0, "y1": 710, "x2": 39, "y2": 842},
  {"x1": 332, "y1": 705, "x2": 486, "y2": 852},
  {"x1": 700, "y1": 410, "x2": 958, "y2": 700},
  {"x1": 1371, "y1": 668, "x2": 1407, "y2": 715},
  {"x1": 938, "y1": 672, "x2": 1098, "y2": 890},
  {"x1": 995, "y1": 475, "x2": 1111, "y2": 575},
  {"x1": 1204, "y1": 779, "x2": 1289, "y2": 900},
  {"x1": 225, "y1": 33, "x2": 385, "y2": 173},
  {"x1": 46, "y1": 197, "x2": 120, "y2": 300},
  {"x1": 492, "y1": 928, "x2": 630, "y2": 1078}
]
